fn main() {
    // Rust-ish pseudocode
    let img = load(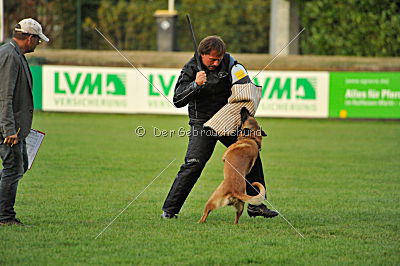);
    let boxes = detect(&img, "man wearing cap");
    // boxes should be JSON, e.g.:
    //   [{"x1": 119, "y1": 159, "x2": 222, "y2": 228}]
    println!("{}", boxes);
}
[
  {"x1": 0, "y1": 18, "x2": 49, "y2": 226},
  {"x1": 161, "y1": 36, "x2": 278, "y2": 220}
]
